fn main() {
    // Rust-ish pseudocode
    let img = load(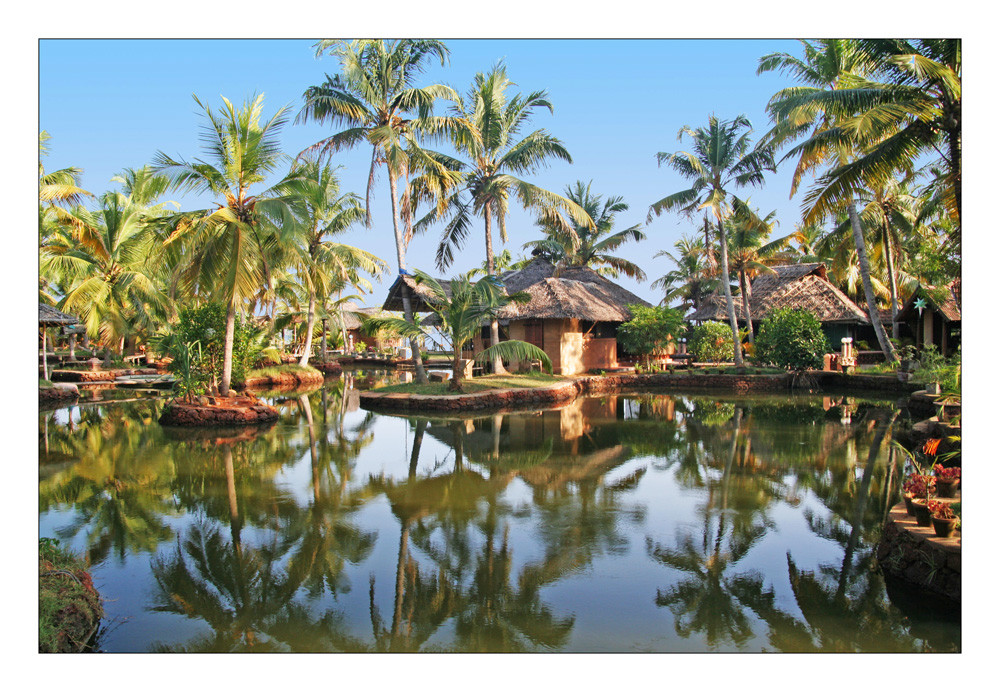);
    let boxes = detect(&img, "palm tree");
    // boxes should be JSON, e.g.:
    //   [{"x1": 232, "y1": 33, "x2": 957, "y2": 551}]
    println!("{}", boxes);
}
[
  {"x1": 364, "y1": 270, "x2": 552, "y2": 392},
  {"x1": 278, "y1": 157, "x2": 387, "y2": 366},
  {"x1": 651, "y1": 235, "x2": 716, "y2": 310},
  {"x1": 523, "y1": 180, "x2": 646, "y2": 280},
  {"x1": 429, "y1": 63, "x2": 590, "y2": 374},
  {"x1": 757, "y1": 39, "x2": 897, "y2": 360},
  {"x1": 297, "y1": 39, "x2": 460, "y2": 384},
  {"x1": 649, "y1": 115, "x2": 776, "y2": 367},
  {"x1": 153, "y1": 94, "x2": 303, "y2": 395},
  {"x1": 726, "y1": 208, "x2": 789, "y2": 343},
  {"x1": 42, "y1": 169, "x2": 172, "y2": 352}
]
